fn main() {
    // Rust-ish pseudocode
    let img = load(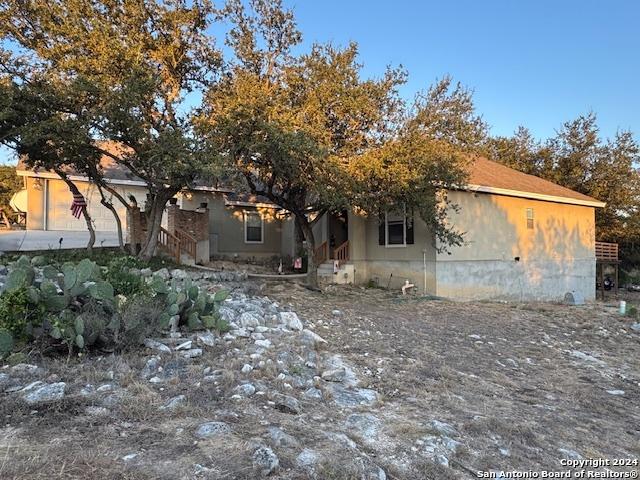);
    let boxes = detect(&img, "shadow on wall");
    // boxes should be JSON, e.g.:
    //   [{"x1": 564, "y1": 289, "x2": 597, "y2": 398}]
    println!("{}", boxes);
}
[{"x1": 440, "y1": 192, "x2": 596, "y2": 299}]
